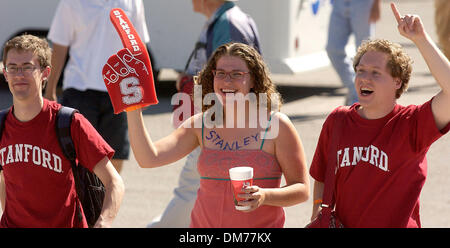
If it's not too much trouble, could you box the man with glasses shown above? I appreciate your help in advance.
[0,34,124,227]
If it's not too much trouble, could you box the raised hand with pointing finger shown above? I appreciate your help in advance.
[390,2,450,131]
[390,3,425,41]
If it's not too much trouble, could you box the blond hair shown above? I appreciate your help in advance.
[353,39,412,99]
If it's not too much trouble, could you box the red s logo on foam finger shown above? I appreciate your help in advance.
[102,8,158,114]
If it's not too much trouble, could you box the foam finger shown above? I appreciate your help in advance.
[110,8,146,54]
[105,9,159,113]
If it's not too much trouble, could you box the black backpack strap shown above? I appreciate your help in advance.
[0,109,9,139]
[0,108,10,171]
[55,106,84,224]
[55,106,78,163]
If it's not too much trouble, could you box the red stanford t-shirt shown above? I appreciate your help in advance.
[310,100,450,227]
[0,99,114,228]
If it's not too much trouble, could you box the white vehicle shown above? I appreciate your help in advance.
[1,0,333,77]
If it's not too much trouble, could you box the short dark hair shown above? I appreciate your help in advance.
[3,34,52,68]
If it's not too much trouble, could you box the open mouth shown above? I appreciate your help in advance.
[360,87,374,96]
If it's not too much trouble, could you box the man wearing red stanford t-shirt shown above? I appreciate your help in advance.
[310,3,450,227]
[0,34,124,228]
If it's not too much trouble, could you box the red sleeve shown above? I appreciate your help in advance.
[70,113,115,172]
[309,109,336,182]
[412,99,450,152]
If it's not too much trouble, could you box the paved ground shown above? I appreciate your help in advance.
[1,0,449,228]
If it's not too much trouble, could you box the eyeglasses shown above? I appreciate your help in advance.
[5,65,40,74]
[212,70,249,80]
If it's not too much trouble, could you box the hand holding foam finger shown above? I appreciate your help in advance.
[103,8,158,114]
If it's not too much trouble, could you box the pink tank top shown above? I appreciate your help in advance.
[190,114,285,228]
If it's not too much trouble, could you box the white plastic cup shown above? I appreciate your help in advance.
[229,166,254,210]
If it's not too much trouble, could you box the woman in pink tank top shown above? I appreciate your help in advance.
[126,42,310,227]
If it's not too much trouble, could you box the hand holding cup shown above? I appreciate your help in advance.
[229,167,254,211]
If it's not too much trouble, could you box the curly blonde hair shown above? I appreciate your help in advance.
[353,39,412,99]
[195,42,282,112]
